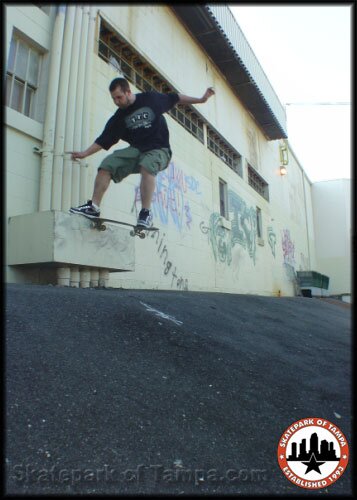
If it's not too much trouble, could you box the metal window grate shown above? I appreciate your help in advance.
[207,128,242,177]
[248,164,269,201]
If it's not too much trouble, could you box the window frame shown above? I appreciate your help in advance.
[208,128,243,177]
[6,35,42,119]
[219,178,229,219]
[247,163,270,201]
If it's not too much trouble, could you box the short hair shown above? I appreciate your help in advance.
[109,78,131,93]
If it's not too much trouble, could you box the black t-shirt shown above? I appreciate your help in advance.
[95,91,180,153]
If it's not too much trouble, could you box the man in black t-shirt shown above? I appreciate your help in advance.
[69,78,215,227]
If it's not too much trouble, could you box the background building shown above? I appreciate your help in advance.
[5,5,349,297]
[312,179,351,300]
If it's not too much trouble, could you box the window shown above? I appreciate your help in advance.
[247,163,269,201]
[6,36,41,119]
[256,207,262,239]
[208,128,242,177]
[219,179,228,219]
[169,106,204,143]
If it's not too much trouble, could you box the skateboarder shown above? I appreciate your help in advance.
[69,77,215,227]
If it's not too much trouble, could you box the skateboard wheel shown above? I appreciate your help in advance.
[100,224,106,231]
[139,232,145,239]
[130,230,135,236]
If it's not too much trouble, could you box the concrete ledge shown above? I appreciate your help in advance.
[7,210,135,272]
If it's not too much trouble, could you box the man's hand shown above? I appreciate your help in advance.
[70,151,87,161]
[178,88,215,106]
[69,143,102,161]
[201,87,215,103]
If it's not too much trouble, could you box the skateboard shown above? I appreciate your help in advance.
[71,212,159,239]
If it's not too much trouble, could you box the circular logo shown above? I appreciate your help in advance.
[277,417,349,489]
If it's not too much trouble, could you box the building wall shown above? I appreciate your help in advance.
[312,179,351,295]
[5,5,319,296]
[5,5,54,284]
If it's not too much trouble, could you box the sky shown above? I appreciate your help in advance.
[228,5,352,183]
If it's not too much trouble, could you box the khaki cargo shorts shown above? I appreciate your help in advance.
[98,146,172,183]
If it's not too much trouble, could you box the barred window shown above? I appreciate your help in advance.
[169,106,204,143]
[256,207,262,238]
[208,128,242,177]
[219,178,228,218]
[6,36,41,118]
[248,164,269,201]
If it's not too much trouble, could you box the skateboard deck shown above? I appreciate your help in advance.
[71,212,159,239]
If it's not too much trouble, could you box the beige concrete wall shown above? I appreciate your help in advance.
[5,5,54,283]
[5,5,319,296]
[312,179,351,295]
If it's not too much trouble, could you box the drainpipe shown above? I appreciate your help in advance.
[64,6,83,288]
[80,268,91,288]
[83,6,101,288]
[99,270,110,288]
[51,6,75,210]
[301,169,312,269]
[90,269,100,287]
[57,267,71,287]
[84,7,98,200]
[71,6,87,208]
[70,267,80,288]
[62,6,82,212]
[38,5,66,211]
[67,7,87,287]
[80,6,95,203]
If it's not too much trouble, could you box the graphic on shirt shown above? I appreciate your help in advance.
[125,107,156,130]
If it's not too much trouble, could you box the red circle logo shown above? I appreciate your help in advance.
[277,417,349,489]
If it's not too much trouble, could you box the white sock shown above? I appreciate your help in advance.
[92,202,100,211]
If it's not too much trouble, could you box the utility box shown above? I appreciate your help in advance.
[7,210,135,272]
[296,270,330,298]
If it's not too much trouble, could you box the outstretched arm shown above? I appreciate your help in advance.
[70,142,102,160]
[177,87,215,105]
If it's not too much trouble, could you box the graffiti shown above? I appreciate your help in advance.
[200,214,232,265]
[281,229,300,294]
[267,226,277,257]
[200,190,258,266]
[284,262,301,296]
[133,161,201,232]
[228,190,257,264]
[284,262,296,281]
[150,230,188,291]
[281,229,295,266]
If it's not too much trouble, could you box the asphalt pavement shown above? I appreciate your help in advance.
[5,283,352,495]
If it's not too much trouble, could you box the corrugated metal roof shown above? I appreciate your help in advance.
[171,5,288,140]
